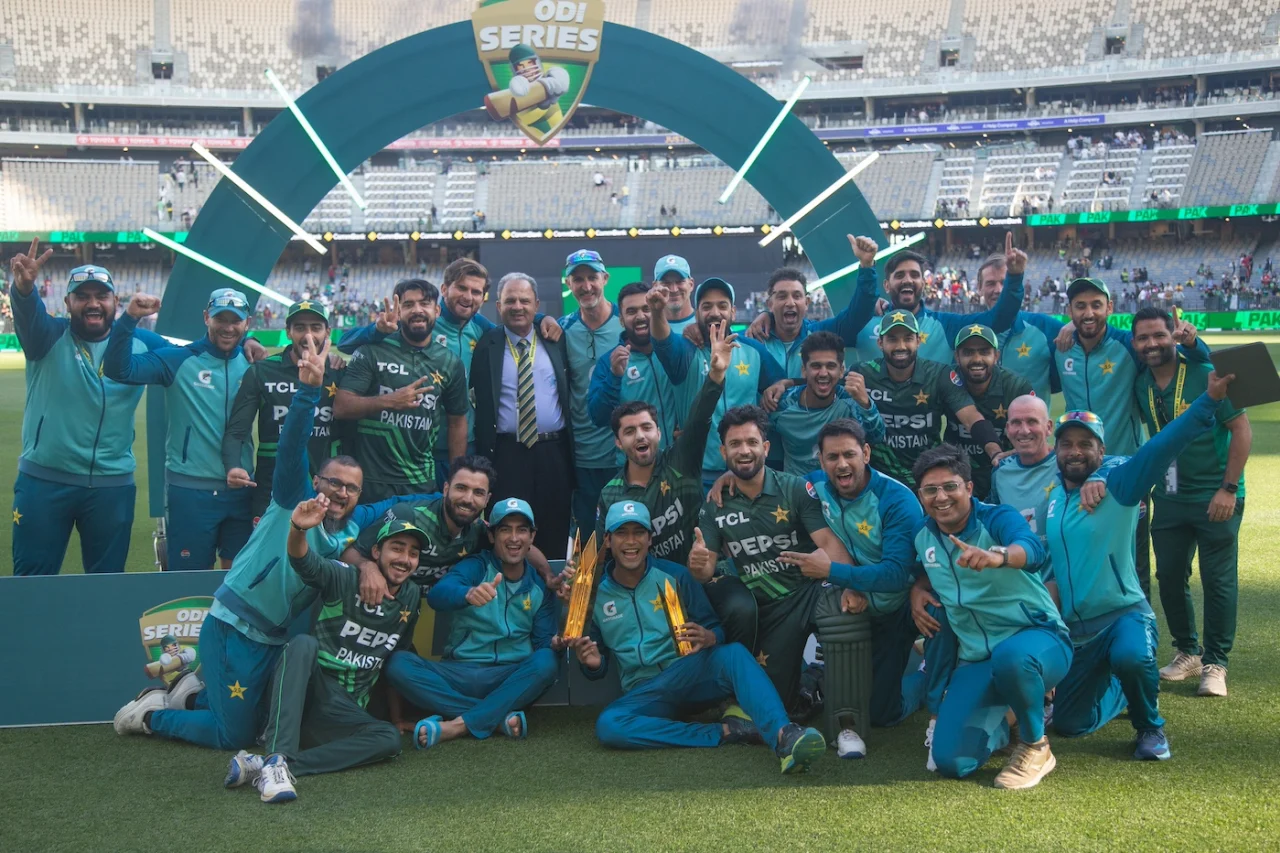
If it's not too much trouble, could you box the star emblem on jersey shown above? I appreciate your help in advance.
[650,594,664,612]
[993,404,1008,420]
[772,505,789,523]
[919,333,929,345]
[1017,342,1032,358]
[659,480,671,496]
[755,651,769,667]
[431,371,444,385]
[891,312,907,323]
[399,609,410,623]
[1043,484,1054,498]
[523,596,532,611]
[914,389,930,405]
[11,509,20,525]
[1100,359,1115,375]
[1176,400,1190,416]
[228,681,247,700]
[457,547,468,557]
[856,520,873,537]
[735,362,750,376]
[324,381,338,397]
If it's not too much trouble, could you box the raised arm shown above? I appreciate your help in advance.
[1105,390,1223,505]
[828,490,923,592]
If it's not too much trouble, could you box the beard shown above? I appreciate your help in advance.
[444,496,481,529]
[69,311,114,342]
[401,316,434,344]
[729,456,764,481]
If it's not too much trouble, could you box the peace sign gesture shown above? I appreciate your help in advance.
[9,238,54,295]
[375,294,401,335]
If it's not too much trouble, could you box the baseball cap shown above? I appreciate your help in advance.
[207,287,250,320]
[374,518,431,550]
[67,265,115,293]
[605,500,652,532]
[563,248,606,277]
[489,497,536,528]
[286,299,330,326]
[653,254,691,282]
[877,309,920,337]
[1066,277,1111,302]
[693,276,735,306]
[954,323,998,350]
[1055,410,1105,443]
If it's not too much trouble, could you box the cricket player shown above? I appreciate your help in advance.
[388,498,559,747]
[566,501,829,774]
[910,445,1071,790]
[103,288,256,570]
[1047,373,1237,761]
[506,44,570,135]
[223,496,424,804]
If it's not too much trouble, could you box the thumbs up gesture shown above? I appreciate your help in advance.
[687,528,715,582]
[466,573,504,607]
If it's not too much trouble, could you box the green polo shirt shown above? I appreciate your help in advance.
[698,468,828,603]
[1135,354,1246,504]
[353,496,487,589]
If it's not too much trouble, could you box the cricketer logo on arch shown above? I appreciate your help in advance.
[472,0,604,145]
[138,596,213,685]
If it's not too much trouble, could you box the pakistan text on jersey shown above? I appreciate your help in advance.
[379,411,438,430]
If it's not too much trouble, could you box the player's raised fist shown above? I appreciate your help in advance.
[849,234,878,268]
[126,293,162,319]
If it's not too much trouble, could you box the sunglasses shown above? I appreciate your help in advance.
[1058,411,1102,424]
[209,293,249,309]
[565,249,603,265]
[70,268,113,284]
[920,481,965,498]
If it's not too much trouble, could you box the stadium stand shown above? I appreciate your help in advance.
[1144,143,1196,206]
[1,158,157,230]
[803,0,946,78]
[486,161,629,228]
[835,150,937,219]
[172,0,304,90]
[1131,0,1274,60]
[978,147,1064,217]
[302,186,355,233]
[1181,129,1273,206]
[1060,146,1141,213]
[0,0,153,89]
[652,0,789,51]
[364,164,439,231]
[963,0,1113,73]
[936,152,976,212]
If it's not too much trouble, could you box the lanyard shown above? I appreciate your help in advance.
[507,333,536,366]
[1146,359,1187,432]
[75,340,105,379]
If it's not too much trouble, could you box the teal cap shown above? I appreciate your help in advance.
[489,497,536,527]
[605,500,652,532]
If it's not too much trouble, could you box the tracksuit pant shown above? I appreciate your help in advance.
[11,472,135,575]
[932,627,1072,780]
[1054,608,1164,736]
[1152,498,1243,668]
[922,603,959,716]
[166,484,253,570]
[261,634,401,776]
[572,465,615,539]
[386,648,559,738]
[149,613,280,750]
[870,604,929,728]
[594,643,791,750]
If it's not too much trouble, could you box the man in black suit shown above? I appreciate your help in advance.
[471,273,575,559]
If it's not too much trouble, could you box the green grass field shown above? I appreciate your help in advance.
[3,337,1280,852]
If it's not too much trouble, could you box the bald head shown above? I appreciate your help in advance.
[1005,394,1053,462]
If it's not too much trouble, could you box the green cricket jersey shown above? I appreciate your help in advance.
[852,357,977,489]
[288,548,421,705]
[353,495,487,589]
[595,374,724,563]
[338,331,469,488]
[942,365,1033,500]
[698,468,829,603]
[221,347,349,489]
[1135,353,1246,504]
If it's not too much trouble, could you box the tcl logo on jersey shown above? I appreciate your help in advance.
[651,499,683,535]
[265,382,299,393]
[882,413,935,429]
[713,511,751,527]
[867,389,894,403]
[377,362,410,375]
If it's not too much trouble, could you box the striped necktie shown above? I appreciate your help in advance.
[516,339,538,447]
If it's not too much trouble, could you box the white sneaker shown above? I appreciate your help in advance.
[113,688,167,735]
[1159,651,1203,682]
[836,728,866,759]
[225,750,265,789]
[925,718,937,772]
[166,671,204,711]
[255,755,297,804]
[1197,664,1228,697]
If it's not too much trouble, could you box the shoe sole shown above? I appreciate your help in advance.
[261,790,297,804]
[1159,670,1201,682]
[113,688,166,735]
[781,730,826,774]
[994,751,1056,790]
[1134,746,1171,761]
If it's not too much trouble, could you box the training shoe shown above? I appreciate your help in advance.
[776,723,826,774]
[165,671,203,711]
[924,718,937,772]
[113,688,167,735]
[1159,651,1203,682]
[255,755,297,804]
[225,750,265,789]
[836,728,866,759]
[994,738,1056,790]
[1134,728,1172,761]
[721,706,763,745]
[1197,664,1228,697]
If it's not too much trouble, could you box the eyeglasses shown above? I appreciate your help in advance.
[1058,411,1102,425]
[317,476,362,495]
[70,268,113,284]
[565,249,603,265]
[920,481,965,498]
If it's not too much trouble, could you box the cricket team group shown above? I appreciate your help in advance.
[8,230,1250,802]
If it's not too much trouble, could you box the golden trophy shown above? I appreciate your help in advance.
[662,579,693,656]
[562,530,599,639]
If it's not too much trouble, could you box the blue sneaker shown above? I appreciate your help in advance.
[1134,728,1171,761]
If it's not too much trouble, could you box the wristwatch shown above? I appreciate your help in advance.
[989,546,1010,567]
[1220,482,1239,494]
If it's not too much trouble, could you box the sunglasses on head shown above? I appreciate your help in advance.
[70,269,112,284]
[1058,411,1101,424]
[566,250,602,265]
[209,294,249,309]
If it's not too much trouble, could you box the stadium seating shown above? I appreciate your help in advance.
[1131,0,1272,60]
[978,147,1064,217]
[963,0,1113,73]
[1059,147,1141,213]
[486,161,629,228]
[1,158,157,230]
[0,0,153,89]
[936,152,976,212]
[1145,143,1196,206]
[803,0,946,78]
[440,165,479,229]
[172,0,304,90]
[302,186,355,233]
[835,150,937,219]
[364,164,439,231]
[652,0,789,51]
[1181,130,1272,206]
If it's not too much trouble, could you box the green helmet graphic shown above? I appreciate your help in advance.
[509,43,540,69]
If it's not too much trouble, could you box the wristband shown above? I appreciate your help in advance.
[969,417,1000,450]
[290,521,306,532]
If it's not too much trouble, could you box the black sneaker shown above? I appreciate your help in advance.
[721,706,764,745]
[776,723,826,774]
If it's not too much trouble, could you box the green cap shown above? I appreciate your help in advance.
[954,323,998,350]
[489,497,536,528]
[286,299,330,326]
[160,634,178,647]
[877,309,920,337]
[374,518,431,550]
[1055,410,1106,443]
[605,500,652,532]
[1066,277,1111,302]
[509,43,538,66]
